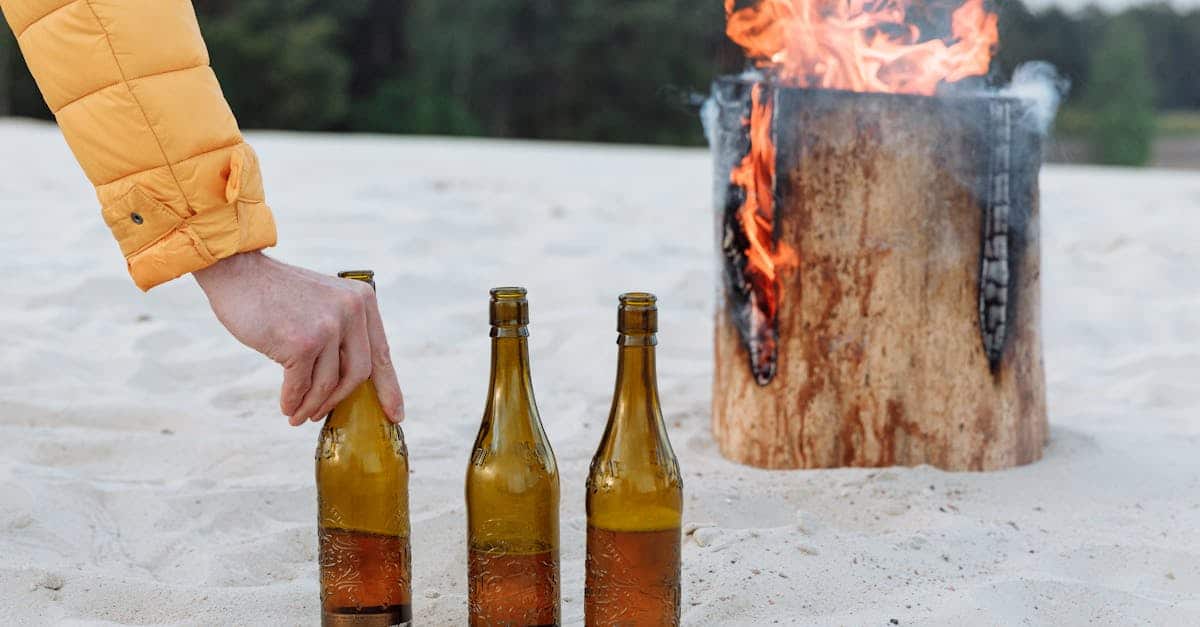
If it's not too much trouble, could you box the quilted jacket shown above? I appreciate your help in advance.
[1,0,277,290]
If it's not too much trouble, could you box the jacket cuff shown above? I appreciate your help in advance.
[99,142,278,290]
[126,199,277,290]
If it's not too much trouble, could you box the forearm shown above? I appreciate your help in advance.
[1,0,277,289]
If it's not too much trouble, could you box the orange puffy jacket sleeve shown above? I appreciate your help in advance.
[1,0,277,290]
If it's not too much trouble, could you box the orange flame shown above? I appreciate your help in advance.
[729,85,796,326]
[722,1,997,383]
[728,84,797,381]
[724,0,998,95]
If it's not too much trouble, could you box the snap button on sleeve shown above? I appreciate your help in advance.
[225,149,245,204]
[130,212,144,225]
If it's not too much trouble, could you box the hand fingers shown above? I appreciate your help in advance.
[362,291,404,422]
[280,350,317,422]
[292,338,342,424]
[309,292,374,421]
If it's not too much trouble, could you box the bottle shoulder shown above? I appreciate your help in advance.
[587,454,681,486]
[590,406,679,467]
[317,421,408,462]
[469,438,559,476]
[471,406,558,465]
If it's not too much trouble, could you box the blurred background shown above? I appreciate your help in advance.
[1,0,1197,168]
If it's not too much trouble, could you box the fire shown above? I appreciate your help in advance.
[722,1,998,384]
[724,0,999,95]
[728,84,796,380]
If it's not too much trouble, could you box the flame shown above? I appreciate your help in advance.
[729,84,796,325]
[724,0,999,95]
[728,84,797,380]
[722,1,997,383]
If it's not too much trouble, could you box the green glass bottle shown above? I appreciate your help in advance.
[466,287,561,626]
[316,270,412,627]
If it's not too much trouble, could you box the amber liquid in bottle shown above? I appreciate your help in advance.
[317,270,412,627]
[466,287,561,627]
[585,293,683,627]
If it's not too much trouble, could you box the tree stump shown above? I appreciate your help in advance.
[710,78,1048,471]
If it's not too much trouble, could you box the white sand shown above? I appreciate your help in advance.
[0,118,1197,625]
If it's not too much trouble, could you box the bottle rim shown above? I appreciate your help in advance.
[490,286,529,330]
[338,270,376,290]
[619,292,657,309]
[490,286,528,301]
[618,291,657,336]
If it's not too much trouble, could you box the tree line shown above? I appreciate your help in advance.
[0,0,1195,152]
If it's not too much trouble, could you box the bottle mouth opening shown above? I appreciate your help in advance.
[338,270,376,290]
[619,292,656,309]
[618,291,657,334]
[490,287,528,301]
[490,286,529,327]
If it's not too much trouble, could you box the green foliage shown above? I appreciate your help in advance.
[1158,111,1200,137]
[351,78,481,136]
[0,15,51,120]
[399,0,723,144]
[995,3,1090,105]
[1053,107,1093,137]
[198,0,360,130]
[1086,18,1156,166]
[1126,4,1200,110]
[1051,108,1200,139]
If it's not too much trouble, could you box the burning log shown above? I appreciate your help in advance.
[710,77,1048,471]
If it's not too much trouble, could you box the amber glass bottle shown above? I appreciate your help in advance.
[466,287,561,626]
[585,292,683,626]
[316,270,412,627]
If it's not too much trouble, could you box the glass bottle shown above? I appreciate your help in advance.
[585,292,683,626]
[317,270,412,627]
[466,287,561,626]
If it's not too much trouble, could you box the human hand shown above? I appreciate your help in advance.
[193,252,404,426]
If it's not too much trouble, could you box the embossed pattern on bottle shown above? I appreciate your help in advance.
[585,527,681,626]
[319,527,412,625]
[316,390,411,626]
[468,545,560,626]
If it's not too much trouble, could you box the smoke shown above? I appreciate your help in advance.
[700,62,1071,144]
[700,98,718,147]
[701,69,764,147]
[999,62,1071,136]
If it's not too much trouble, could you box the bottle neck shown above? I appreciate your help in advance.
[608,336,663,435]
[483,331,538,435]
[614,340,657,402]
[489,333,532,388]
[326,379,384,428]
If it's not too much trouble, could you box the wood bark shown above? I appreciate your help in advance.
[712,83,1048,471]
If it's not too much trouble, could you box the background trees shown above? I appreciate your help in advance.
[1086,16,1156,165]
[0,0,1193,162]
